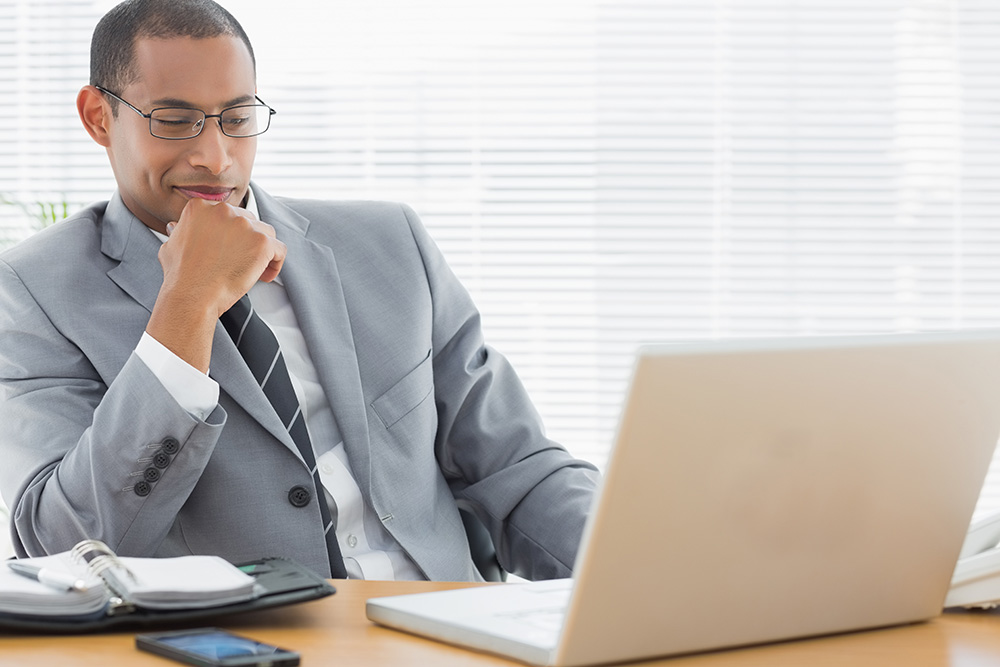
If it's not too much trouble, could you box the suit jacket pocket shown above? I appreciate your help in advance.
[371,350,433,429]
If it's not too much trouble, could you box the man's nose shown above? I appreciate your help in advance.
[187,118,234,175]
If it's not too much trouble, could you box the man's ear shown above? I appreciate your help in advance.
[77,85,112,147]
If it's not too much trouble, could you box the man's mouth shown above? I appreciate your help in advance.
[174,186,235,202]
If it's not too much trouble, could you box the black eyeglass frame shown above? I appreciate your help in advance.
[94,85,277,140]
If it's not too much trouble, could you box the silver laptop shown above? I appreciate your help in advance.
[367,331,1000,666]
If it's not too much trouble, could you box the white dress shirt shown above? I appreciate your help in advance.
[133,191,424,580]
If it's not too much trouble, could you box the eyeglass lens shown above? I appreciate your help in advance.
[149,105,272,139]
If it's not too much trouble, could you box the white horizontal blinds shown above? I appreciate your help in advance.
[961,1,1000,327]
[0,0,113,246]
[601,3,965,333]
[246,1,612,463]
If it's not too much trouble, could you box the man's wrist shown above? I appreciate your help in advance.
[145,286,220,373]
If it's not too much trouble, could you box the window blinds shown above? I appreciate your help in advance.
[2,0,1000,515]
[0,0,110,244]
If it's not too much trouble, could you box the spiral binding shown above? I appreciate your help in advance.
[68,539,138,614]
[69,538,110,563]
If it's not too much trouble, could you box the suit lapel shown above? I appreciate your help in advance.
[102,194,163,315]
[255,187,373,490]
[101,192,298,454]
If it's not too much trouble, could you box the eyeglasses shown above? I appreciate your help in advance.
[95,86,276,140]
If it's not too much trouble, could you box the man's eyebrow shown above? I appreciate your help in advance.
[149,94,256,109]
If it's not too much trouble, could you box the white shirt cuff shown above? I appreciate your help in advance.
[135,332,220,420]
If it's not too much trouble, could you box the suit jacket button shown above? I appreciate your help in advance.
[143,467,161,483]
[134,481,151,497]
[153,451,171,469]
[288,485,311,507]
[161,438,180,455]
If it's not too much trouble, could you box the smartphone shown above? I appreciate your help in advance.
[135,627,300,667]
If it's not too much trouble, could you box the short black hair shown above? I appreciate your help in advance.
[90,0,255,115]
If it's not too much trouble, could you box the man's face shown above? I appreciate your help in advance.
[104,35,258,233]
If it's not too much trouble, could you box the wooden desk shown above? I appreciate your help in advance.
[2,580,1000,666]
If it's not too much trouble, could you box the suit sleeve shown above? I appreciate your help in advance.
[399,206,600,580]
[0,258,226,558]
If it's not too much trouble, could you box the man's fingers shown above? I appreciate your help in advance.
[164,196,286,288]
[260,238,287,283]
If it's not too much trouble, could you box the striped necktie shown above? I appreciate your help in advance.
[220,294,348,578]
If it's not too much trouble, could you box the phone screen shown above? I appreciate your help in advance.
[137,628,300,667]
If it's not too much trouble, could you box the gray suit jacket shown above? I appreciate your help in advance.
[0,185,598,580]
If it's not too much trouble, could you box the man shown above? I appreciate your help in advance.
[0,0,597,581]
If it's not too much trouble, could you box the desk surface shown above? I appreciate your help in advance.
[3,580,1000,666]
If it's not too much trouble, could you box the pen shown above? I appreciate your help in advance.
[6,561,90,592]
